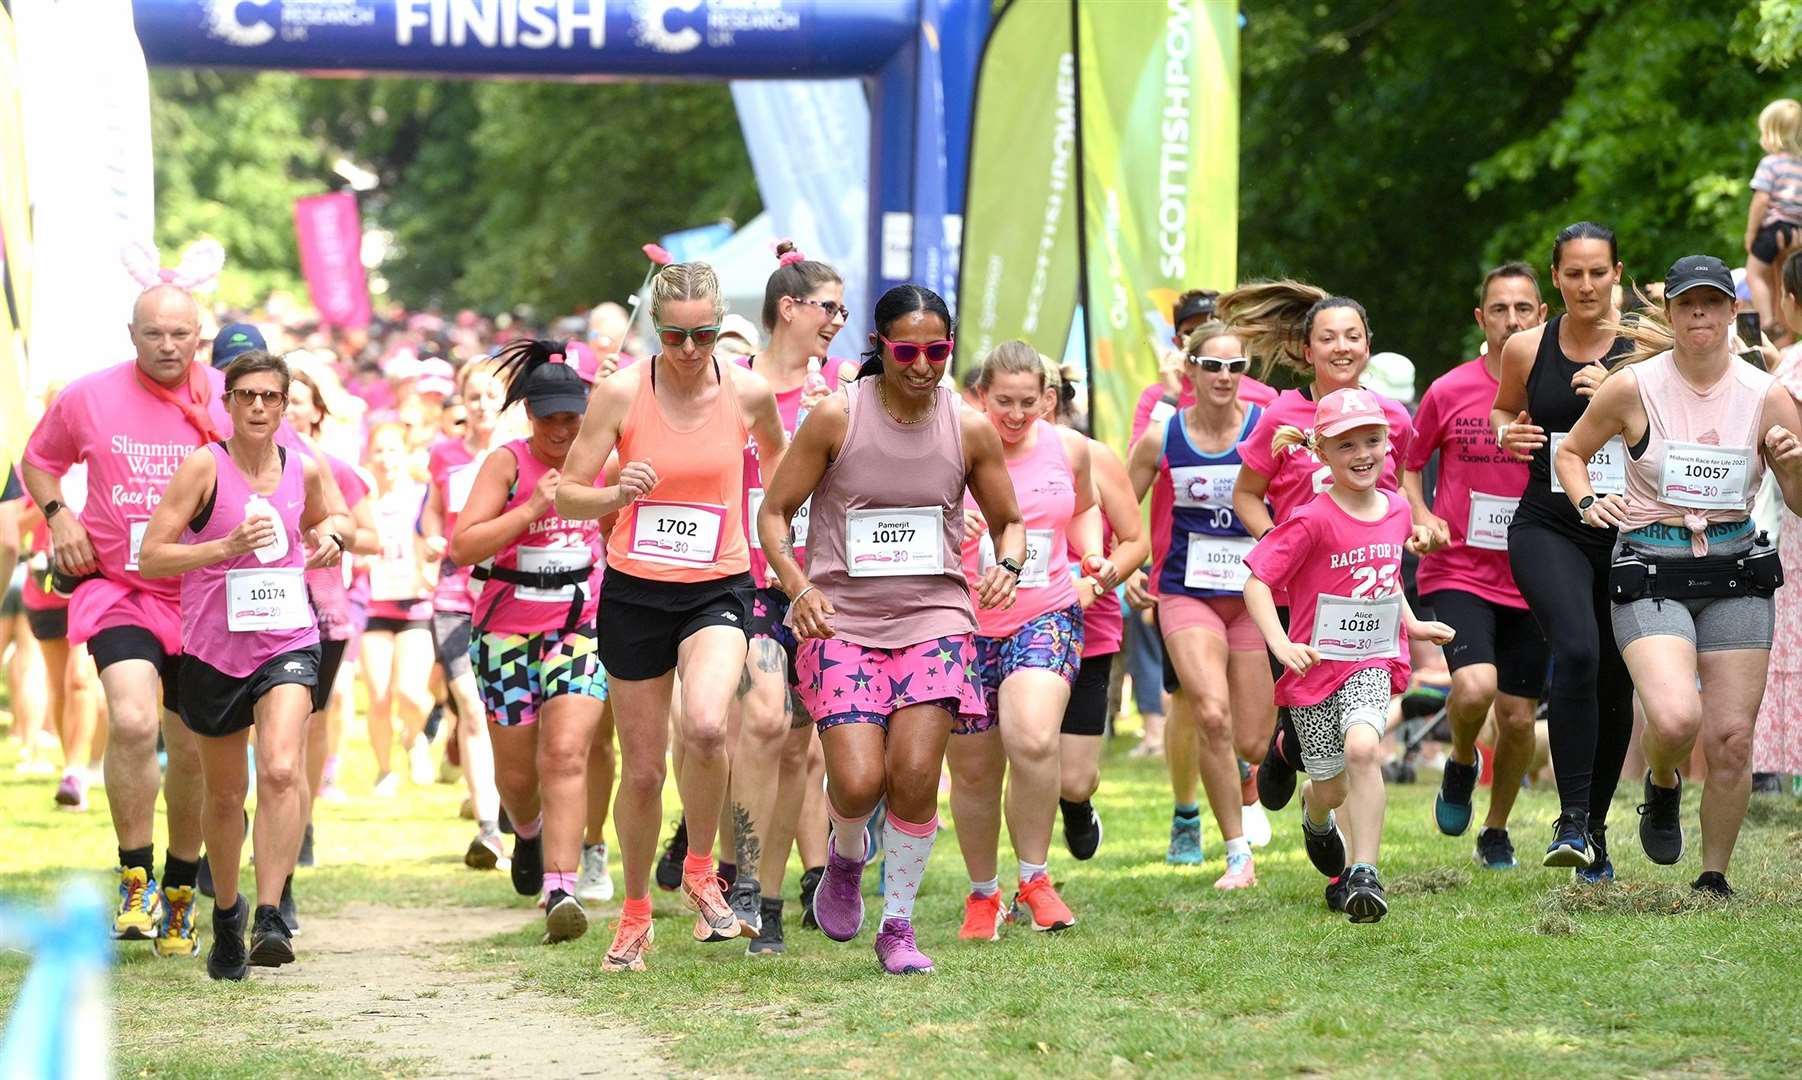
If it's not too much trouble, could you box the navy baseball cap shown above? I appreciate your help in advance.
[524,355,591,418]
[212,323,268,369]
[1664,255,1735,300]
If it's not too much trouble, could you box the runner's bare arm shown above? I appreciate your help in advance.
[963,410,1025,610]
[1244,573,1315,676]
[1758,380,1802,514]
[1233,465,1276,540]
[420,481,449,559]
[1557,369,1637,526]
[1490,325,1547,461]
[1400,467,1449,551]
[737,364,789,488]
[450,449,537,566]
[138,448,261,578]
[346,496,381,555]
[300,455,347,571]
[1060,427,1103,565]
[555,367,638,521]
[1091,440,1149,586]
[20,460,94,576]
[758,392,846,603]
[1126,421,1165,503]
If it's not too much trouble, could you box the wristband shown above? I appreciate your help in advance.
[1496,423,1512,447]
[790,584,817,606]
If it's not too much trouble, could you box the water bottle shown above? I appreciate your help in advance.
[796,356,828,430]
[245,494,288,564]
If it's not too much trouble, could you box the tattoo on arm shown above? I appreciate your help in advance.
[732,802,760,879]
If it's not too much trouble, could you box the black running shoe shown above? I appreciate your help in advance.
[798,865,824,930]
[1300,799,1348,879]
[728,877,763,937]
[1543,808,1594,868]
[1574,824,1613,884]
[655,819,688,892]
[1342,864,1388,924]
[297,823,315,868]
[196,853,215,899]
[498,806,514,835]
[1637,771,1684,865]
[1324,875,1348,913]
[542,889,589,944]
[1474,827,1516,871]
[720,861,739,889]
[207,896,249,981]
[423,701,445,742]
[1257,711,1300,810]
[1060,798,1103,861]
[278,874,300,935]
[1434,751,1480,837]
[247,903,295,968]
[1751,771,1782,795]
[747,897,786,956]
[1692,870,1733,899]
[510,834,544,897]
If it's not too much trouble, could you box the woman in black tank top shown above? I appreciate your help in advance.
[1489,222,1636,879]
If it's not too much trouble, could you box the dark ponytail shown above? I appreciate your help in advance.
[492,338,564,411]
[857,284,955,379]
[762,241,843,333]
[1552,221,1618,267]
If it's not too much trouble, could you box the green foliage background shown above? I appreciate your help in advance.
[151,0,1802,377]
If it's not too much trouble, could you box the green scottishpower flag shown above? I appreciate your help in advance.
[952,0,1079,379]
[1075,0,1239,450]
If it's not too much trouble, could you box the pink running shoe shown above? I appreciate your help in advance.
[1214,851,1258,890]
[54,771,88,811]
[874,918,933,975]
[813,850,867,942]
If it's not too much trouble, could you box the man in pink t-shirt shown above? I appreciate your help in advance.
[1399,262,1550,869]
[22,284,232,953]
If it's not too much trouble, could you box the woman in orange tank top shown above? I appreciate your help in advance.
[556,261,786,971]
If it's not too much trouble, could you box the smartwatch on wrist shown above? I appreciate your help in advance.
[1577,494,1598,520]
[998,556,1024,577]
[42,500,62,520]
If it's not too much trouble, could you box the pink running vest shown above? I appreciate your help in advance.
[181,443,319,677]
[470,439,603,635]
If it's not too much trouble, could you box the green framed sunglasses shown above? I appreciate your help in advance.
[655,324,722,348]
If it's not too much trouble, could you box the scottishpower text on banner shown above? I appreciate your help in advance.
[1076,0,1238,450]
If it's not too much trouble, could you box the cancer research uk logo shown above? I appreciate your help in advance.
[631,0,702,54]
[204,0,277,46]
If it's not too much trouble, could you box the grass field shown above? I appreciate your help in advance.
[2,726,1800,1078]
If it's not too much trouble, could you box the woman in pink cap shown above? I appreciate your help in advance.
[1243,388,1451,923]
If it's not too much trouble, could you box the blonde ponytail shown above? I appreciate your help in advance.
[1600,287,1674,381]
[1270,424,1313,456]
[1218,280,1326,379]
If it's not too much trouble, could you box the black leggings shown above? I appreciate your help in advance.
[1508,522,1635,823]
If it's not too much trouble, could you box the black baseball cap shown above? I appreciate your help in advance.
[1172,292,1217,329]
[212,323,267,369]
[524,356,590,418]
[1664,255,1734,300]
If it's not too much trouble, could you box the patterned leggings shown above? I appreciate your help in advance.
[1290,667,1391,782]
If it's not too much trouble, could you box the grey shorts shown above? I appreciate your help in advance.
[431,610,474,679]
[1290,666,1392,783]
[1611,531,1775,653]
[1611,593,1773,653]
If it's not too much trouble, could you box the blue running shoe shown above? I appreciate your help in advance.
[1434,749,1481,837]
[1474,827,1517,870]
[1574,825,1614,884]
[1543,809,1594,868]
[1166,811,1203,865]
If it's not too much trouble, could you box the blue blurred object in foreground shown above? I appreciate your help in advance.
[0,885,113,1079]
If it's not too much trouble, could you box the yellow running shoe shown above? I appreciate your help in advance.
[113,866,163,941]
[602,910,655,973]
[155,885,201,958]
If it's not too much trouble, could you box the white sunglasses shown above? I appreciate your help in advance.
[1187,355,1249,374]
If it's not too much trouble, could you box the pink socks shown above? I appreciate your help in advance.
[543,871,576,900]
[881,811,938,922]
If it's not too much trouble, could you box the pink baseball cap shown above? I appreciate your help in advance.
[1314,388,1390,438]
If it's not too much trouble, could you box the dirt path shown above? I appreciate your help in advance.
[263,903,673,1078]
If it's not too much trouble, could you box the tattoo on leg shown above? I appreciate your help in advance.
[786,690,809,730]
[754,638,785,675]
[733,802,761,879]
[738,666,753,696]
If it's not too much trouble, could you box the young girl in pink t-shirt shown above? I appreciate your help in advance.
[1244,389,1453,923]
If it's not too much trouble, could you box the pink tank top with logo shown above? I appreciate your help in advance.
[470,440,603,635]
[799,378,973,648]
[961,420,1077,638]
[429,437,487,615]
[1619,351,1773,552]
[181,443,319,677]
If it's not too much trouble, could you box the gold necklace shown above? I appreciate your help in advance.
[878,380,935,425]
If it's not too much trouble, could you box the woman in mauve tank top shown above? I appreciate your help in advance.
[139,350,350,979]
[1556,253,1802,898]
[756,285,1026,976]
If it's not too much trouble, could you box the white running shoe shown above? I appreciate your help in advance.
[1242,800,1273,849]
[372,771,400,798]
[577,843,614,903]
[408,738,434,786]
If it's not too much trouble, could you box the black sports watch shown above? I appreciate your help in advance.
[42,500,63,519]
[998,555,1024,577]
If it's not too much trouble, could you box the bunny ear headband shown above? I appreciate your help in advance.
[121,238,227,293]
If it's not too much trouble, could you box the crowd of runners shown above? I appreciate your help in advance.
[6,217,1802,980]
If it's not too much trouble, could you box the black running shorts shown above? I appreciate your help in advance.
[598,566,753,681]
[180,647,321,738]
